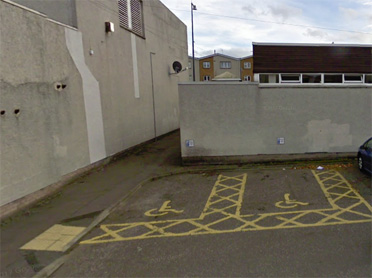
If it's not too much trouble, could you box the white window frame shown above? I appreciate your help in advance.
[364,74,372,84]
[279,74,302,83]
[220,61,231,69]
[203,75,211,81]
[302,74,322,84]
[243,62,251,69]
[258,73,372,85]
[324,74,343,84]
[244,75,251,81]
[203,62,211,69]
[343,74,364,83]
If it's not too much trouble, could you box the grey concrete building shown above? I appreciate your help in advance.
[0,0,188,217]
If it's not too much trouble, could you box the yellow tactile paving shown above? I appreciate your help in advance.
[80,171,372,245]
[21,224,85,251]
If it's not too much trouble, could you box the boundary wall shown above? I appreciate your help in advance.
[179,83,371,163]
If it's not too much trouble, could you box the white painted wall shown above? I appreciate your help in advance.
[0,0,188,210]
[179,83,371,159]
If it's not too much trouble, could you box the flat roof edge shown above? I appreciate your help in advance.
[252,42,372,47]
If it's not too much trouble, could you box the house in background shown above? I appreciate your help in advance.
[212,71,241,81]
[1,0,188,218]
[199,53,241,82]
[179,42,371,163]
[240,55,254,82]
[188,53,254,82]
[253,42,372,84]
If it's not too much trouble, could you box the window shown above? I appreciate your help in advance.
[302,74,321,83]
[244,76,251,81]
[365,74,372,84]
[203,75,210,81]
[366,139,372,150]
[259,74,279,83]
[243,62,251,69]
[220,61,231,69]
[343,74,363,83]
[203,62,210,69]
[280,74,301,83]
[188,62,192,69]
[258,72,372,84]
[324,74,343,83]
[259,75,269,83]
[118,0,144,37]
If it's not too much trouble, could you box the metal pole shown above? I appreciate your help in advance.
[150,52,157,141]
[191,3,196,82]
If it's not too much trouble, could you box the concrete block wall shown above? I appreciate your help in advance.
[179,83,372,161]
[0,0,188,212]
[0,1,90,207]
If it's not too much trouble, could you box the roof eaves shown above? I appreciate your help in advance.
[240,55,253,60]
[198,53,240,60]
[252,42,372,47]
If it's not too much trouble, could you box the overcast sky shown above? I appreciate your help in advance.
[159,0,372,58]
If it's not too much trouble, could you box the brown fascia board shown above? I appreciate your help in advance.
[252,42,372,47]
[252,43,372,73]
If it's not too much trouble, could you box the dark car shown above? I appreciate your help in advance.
[357,137,372,174]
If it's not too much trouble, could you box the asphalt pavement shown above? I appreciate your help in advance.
[1,131,371,277]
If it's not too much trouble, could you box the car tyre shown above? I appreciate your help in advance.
[358,155,364,171]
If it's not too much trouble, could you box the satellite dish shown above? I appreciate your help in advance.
[172,61,182,73]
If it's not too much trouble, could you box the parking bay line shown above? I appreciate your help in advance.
[80,170,372,244]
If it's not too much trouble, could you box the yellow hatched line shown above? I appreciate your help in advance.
[318,201,366,224]
[240,208,336,217]
[200,174,247,219]
[235,173,247,216]
[219,175,246,182]
[312,170,372,211]
[208,193,240,206]
[275,211,314,228]
[324,182,350,191]
[202,204,240,217]
[80,171,372,245]
[312,170,340,209]
[330,192,360,200]
[331,190,360,203]
[238,214,267,229]
[216,184,241,193]
[314,210,348,223]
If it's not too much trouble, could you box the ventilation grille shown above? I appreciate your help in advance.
[118,0,144,37]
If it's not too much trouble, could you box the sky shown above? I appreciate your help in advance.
[159,0,372,58]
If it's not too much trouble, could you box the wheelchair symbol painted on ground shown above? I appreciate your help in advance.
[144,200,184,217]
[81,171,372,245]
[275,193,309,209]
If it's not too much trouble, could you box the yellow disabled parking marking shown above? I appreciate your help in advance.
[80,171,372,245]
[275,193,309,209]
[144,200,184,217]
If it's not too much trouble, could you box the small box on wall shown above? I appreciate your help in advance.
[105,22,115,33]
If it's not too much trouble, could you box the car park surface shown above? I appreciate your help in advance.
[2,132,371,278]
[51,166,371,277]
